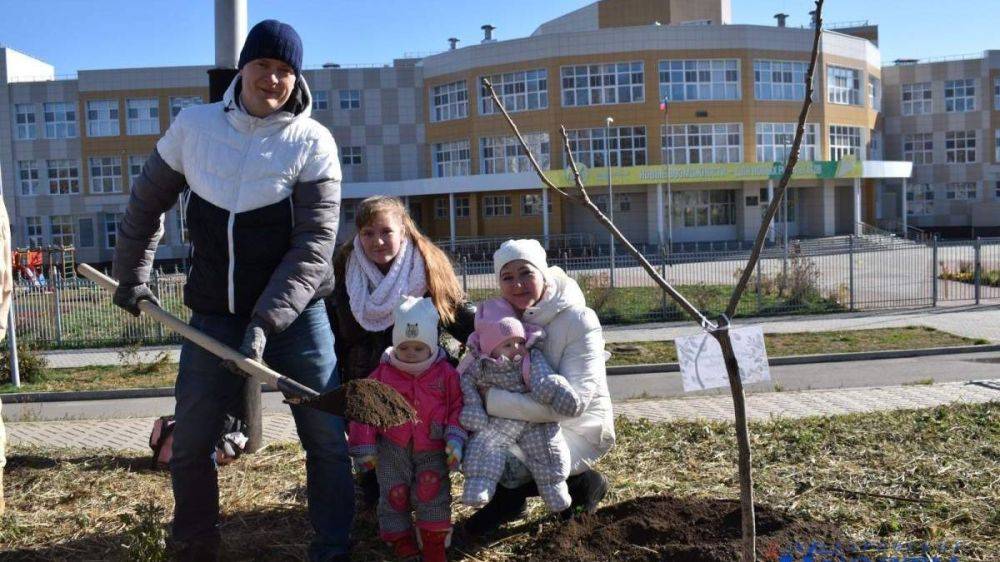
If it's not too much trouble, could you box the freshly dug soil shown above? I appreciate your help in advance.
[522,495,845,562]
[343,378,417,428]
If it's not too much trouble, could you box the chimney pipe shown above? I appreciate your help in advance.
[774,13,788,28]
[448,37,459,50]
[209,0,247,104]
[481,24,495,43]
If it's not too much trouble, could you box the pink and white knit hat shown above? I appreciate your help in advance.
[473,298,526,357]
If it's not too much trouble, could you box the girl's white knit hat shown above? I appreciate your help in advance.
[392,296,439,350]
[493,239,549,279]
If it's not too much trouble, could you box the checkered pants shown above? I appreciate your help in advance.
[375,437,452,538]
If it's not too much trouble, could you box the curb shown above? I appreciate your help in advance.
[4,344,998,404]
[606,343,1000,375]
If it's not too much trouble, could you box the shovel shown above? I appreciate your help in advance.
[78,264,416,428]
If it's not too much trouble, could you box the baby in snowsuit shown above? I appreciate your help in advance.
[349,296,466,562]
[459,298,584,512]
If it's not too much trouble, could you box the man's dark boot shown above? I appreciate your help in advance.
[561,469,609,520]
[172,535,221,562]
[461,484,530,537]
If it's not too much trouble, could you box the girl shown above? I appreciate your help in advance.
[348,296,465,562]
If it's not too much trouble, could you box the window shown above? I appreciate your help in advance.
[617,193,631,212]
[170,96,202,121]
[129,155,146,185]
[341,146,363,166]
[341,200,356,224]
[482,195,512,218]
[25,217,44,246]
[660,59,739,102]
[663,123,742,164]
[105,213,124,248]
[753,60,807,101]
[480,69,548,114]
[50,215,75,247]
[906,183,934,216]
[47,159,80,194]
[945,130,976,163]
[828,125,862,160]
[946,182,977,200]
[89,156,122,193]
[945,79,975,112]
[432,140,471,177]
[430,81,467,122]
[312,90,328,111]
[565,126,647,167]
[43,102,78,138]
[77,218,95,248]
[339,89,361,110]
[996,129,1000,162]
[126,98,159,135]
[86,100,119,137]
[903,133,933,165]
[520,193,551,216]
[755,123,817,162]
[826,66,861,105]
[14,103,36,140]
[176,208,189,245]
[480,133,550,174]
[868,76,881,111]
[433,196,472,219]
[901,83,932,115]
[672,190,737,227]
[17,160,40,196]
[995,77,1000,110]
[562,61,644,106]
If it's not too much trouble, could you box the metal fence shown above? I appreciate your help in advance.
[11,236,1000,349]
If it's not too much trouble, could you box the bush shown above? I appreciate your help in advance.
[118,501,169,562]
[0,341,49,385]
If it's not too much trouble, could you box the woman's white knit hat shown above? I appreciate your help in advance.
[392,296,439,350]
[493,239,549,278]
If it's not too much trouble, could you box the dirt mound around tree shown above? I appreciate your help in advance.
[524,494,845,562]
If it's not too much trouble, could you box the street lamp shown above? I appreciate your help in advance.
[605,116,615,288]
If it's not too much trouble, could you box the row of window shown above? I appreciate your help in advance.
[13,96,200,140]
[430,123,860,177]
[905,181,1000,216]
[311,89,362,111]
[16,156,148,196]
[899,77,1000,115]
[901,130,988,164]
[431,59,881,122]
[22,211,187,250]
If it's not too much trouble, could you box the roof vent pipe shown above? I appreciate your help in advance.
[774,13,788,27]
[448,37,459,50]
[481,24,496,43]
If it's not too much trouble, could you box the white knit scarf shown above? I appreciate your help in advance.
[346,235,428,332]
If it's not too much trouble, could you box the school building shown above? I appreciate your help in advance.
[1,0,995,267]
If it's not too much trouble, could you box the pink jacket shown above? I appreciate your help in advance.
[349,353,466,455]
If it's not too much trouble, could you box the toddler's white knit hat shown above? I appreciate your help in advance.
[392,296,439,350]
[493,239,549,279]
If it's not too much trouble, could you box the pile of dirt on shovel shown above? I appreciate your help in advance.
[521,494,846,562]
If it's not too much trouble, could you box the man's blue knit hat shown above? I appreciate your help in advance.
[238,19,303,75]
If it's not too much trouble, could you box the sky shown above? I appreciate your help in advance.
[0,0,995,76]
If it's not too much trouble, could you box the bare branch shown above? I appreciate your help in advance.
[726,0,825,317]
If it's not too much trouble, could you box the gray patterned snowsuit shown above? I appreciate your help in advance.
[459,346,584,511]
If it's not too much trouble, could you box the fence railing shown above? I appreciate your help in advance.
[10,236,1000,349]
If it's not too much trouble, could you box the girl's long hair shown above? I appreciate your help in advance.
[349,195,464,324]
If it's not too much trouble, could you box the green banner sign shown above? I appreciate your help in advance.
[542,158,862,188]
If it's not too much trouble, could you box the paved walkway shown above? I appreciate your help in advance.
[35,306,1000,369]
[7,378,998,452]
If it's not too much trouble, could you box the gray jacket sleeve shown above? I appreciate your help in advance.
[252,131,342,334]
[112,148,186,285]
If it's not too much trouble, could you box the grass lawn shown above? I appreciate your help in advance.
[606,326,987,366]
[2,402,996,560]
[0,362,176,394]
[940,268,1000,288]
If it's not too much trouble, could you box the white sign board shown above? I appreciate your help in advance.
[675,326,771,392]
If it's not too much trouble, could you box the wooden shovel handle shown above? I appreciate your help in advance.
[77,263,318,398]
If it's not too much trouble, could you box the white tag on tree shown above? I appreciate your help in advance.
[675,326,771,392]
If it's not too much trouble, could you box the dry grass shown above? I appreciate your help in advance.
[2,401,998,561]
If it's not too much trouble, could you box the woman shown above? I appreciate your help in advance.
[326,195,475,505]
[462,239,616,536]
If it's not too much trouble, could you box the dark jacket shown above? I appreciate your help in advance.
[113,75,341,334]
[326,245,475,383]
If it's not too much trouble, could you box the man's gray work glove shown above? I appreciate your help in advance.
[223,318,269,375]
[112,283,161,317]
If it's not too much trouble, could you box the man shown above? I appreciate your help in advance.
[112,20,351,561]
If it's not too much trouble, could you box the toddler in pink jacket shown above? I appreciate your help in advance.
[348,296,465,562]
